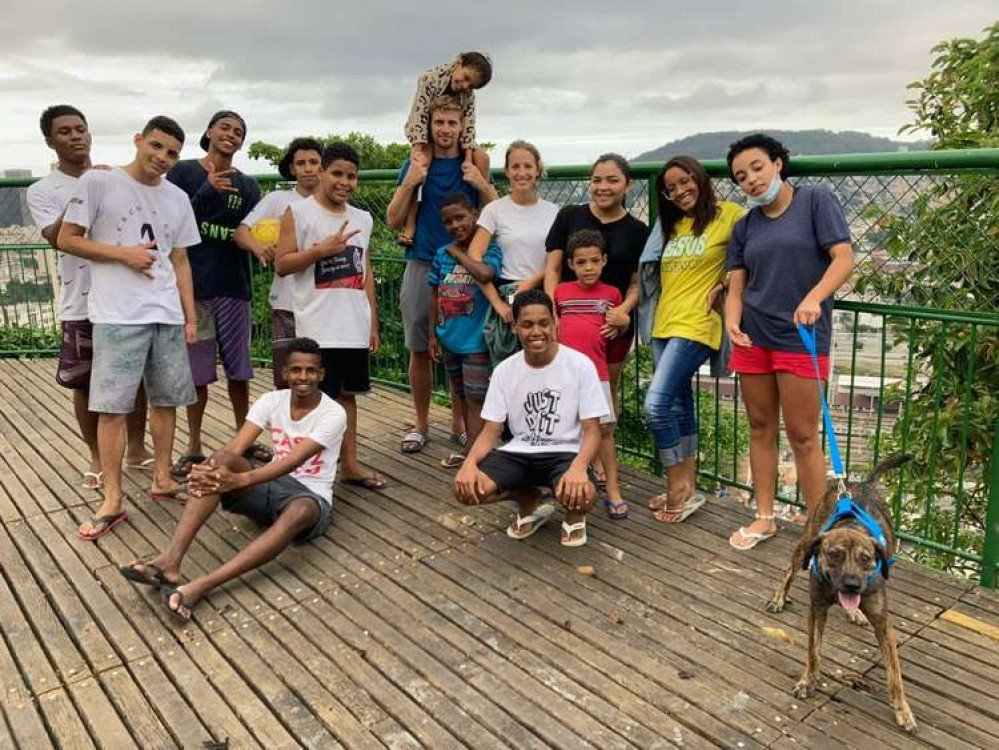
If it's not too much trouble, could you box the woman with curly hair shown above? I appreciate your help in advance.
[723,134,854,550]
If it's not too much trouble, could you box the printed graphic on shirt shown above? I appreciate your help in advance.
[523,388,562,446]
[437,265,475,321]
[662,233,708,273]
[315,245,364,289]
[557,297,614,317]
[272,426,325,478]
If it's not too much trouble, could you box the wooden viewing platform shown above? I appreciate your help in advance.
[0,358,997,749]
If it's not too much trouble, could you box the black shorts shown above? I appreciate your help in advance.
[478,450,588,493]
[221,474,331,543]
[319,347,370,398]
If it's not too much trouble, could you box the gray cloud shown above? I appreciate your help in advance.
[3,0,997,174]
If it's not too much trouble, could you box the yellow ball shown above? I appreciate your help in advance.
[251,218,280,245]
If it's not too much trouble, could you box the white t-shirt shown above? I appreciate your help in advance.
[63,168,201,325]
[26,169,91,321]
[482,345,608,454]
[246,390,347,504]
[241,188,308,312]
[476,195,559,281]
[289,198,373,348]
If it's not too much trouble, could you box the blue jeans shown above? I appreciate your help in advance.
[644,337,713,468]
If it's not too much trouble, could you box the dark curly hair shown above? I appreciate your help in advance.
[321,141,360,169]
[726,133,790,181]
[39,105,87,138]
[512,288,554,321]
[287,337,321,358]
[655,155,718,240]
[566,228,606,260]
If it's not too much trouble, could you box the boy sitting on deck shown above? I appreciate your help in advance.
[119,337,346,622]
[428,191,503,468]
[453,289,606,547]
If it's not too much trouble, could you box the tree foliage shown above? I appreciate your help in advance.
[857,23,999,577]
[248,132,411,170]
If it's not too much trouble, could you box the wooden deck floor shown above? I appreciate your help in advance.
[0,358,997,749]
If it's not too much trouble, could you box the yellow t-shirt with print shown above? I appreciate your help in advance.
[651,201,746,348]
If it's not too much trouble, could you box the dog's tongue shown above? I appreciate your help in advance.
[838,591,861,612]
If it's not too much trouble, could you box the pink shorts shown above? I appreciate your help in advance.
[730,344,829,380]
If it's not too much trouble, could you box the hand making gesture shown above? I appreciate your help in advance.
[313,220,361,257]
[205,160,238,194]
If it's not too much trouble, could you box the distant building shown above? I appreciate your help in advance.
[3,169,32,179]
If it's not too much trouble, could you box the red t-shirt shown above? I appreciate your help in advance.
[554,280,622,382]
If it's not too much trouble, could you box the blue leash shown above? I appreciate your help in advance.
[796,323,845,484]
[797,323,894,582]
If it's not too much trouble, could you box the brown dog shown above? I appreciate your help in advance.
[767,454,917,733]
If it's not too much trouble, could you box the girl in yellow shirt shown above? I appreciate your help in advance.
[641,156,745,522]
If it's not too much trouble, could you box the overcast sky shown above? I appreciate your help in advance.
[3,1,996,176]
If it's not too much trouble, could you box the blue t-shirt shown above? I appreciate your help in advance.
[397,156,481,263]
[167,159,260,300]
[427,241,502,354]
[725,184,850,355]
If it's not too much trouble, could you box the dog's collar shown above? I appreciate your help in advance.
[809,496,895,584]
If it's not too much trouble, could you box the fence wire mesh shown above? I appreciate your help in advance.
[1,155,998,581]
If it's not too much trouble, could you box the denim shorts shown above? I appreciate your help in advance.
[89,323,197,413]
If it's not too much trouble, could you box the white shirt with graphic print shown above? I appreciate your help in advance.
[482,344,609,455]
[289,197,373,348]
[241,188,308,312]
[246,389,347,505]
[62,168,200,325]
[26,169,91,321]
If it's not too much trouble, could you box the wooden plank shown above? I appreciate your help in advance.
[199,626,344,748]
[68,674,138,749]
[0,615,53,749]
[36,687,93,750]
[98,665,178,750]
[0,524,94,684]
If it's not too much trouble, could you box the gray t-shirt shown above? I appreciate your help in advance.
[725,185,850,354]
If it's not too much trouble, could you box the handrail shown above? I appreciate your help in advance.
[2,147,997,189]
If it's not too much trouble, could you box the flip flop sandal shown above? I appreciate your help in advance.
[450,431,468,448]
[654,493,707,524]
[603,497,629,520]
[151,487,190,505]
[400,431,427,454]
[560,519,588,547]
[82,471,104,490]
[341,474,387,491]
[78,511,128,541]
[729,515,777,551]
[119,559,170,588]
[160,585,193,622]
[506,503,555,540]
[125,458,155,472]
[440,452,466,469]
[170,453,206,479]
[648,493,669,511]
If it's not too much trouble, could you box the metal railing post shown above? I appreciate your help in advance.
[980,418,999,589]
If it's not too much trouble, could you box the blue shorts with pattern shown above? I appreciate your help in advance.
[89,323,197,413]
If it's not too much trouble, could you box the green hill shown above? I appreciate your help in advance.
[632,129,929,163]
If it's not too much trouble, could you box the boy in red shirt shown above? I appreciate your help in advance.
[554,229,627,518]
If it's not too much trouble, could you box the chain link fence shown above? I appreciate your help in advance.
[2,151,998,582]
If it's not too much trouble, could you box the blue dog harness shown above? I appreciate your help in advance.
[809,497,895,583]
[798,325,895,585]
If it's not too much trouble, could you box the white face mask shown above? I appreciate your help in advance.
[744,174,783,207]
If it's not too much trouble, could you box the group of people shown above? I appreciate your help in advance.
[24,50,853,621]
